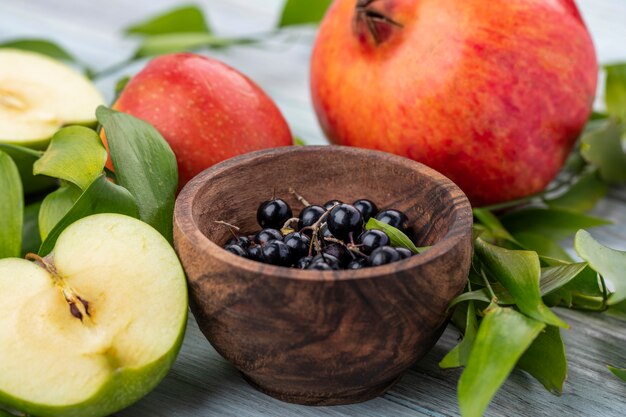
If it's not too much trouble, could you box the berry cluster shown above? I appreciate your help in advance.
[222,195,415,270]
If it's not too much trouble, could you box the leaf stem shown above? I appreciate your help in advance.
[480,269,498,304]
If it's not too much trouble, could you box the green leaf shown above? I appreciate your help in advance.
[458,305,545,417]
[38,183,82,240]
[475,239,568,328]
[0,38,75,62]
[500,208,610,240]
[540,263,589,296]
[96,107,177,242]
[580,120,626,183]
[125,5,210,36]
[114,76,131,99]
[472,208,516,243]
[605,63,626,121]
[33,126,107,190]
[440,301,478,369]
[279,0,332,27]
[22,201,42,256]
[449,289,493,310]
[293,136,306,146]
[513,231,572,262]
[546,170,608,213]
[575,230,626,305]
[39,175,139,256]
[517,326,567,394]
[0,151,23,258]
[0,143,56,195]
[134,33,256,58]
[608,365,626,382]
[365,218,424,254]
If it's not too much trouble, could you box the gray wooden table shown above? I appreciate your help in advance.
[1,1,625,416]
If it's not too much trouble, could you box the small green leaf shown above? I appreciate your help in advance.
[0,151,23,258]
[472,208,517,244]
[22,201,42,256]
[293,136,306,146]
[39,175,139,256]
[517,326,567,394]
[458,305,545,417]
[580,120,626,183]
[500,208,610,241]
[440,301,478,369]
[38,183,82,240]
[114,76,131,99]
[449,289,493,310]
[0,38,75,62]
[605,63,626,121]
[513,231,572,262]
[540,263,589,296]
[96,107,177,242]
[134,33,256,58]
[475,239,568,328]
[279,0,332,27]
[575,230,626,305]
[126,5,210,36]
[365,218,424,254]
[33,126,107,190]
[546,170,608,213]
[608,365,626,382]
[0,143,56,195]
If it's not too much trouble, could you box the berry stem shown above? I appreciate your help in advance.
[301,203,339,256]
[289,188,311,207]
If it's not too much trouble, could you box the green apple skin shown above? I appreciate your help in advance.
[0,214,188,417]
[0,327,186,417]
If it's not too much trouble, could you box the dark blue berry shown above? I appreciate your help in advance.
[246,245,264,262]
[347,258,368,269]
[358,230,389,255]
[327,204,363,241]
[308,262,333,270]
[396,247,413,259]
[261,241,293,266]
[353,199,378,222]
[323,200,342,210]
[296,256,313,269]
[284,232,311,258]
[369,246,401,266]
[225,244,247,257]
[254,228,283,245]
[375,209,408,232]
[257,198,292,229]
[298,205,325,233]
[323,243,352,267]
[226,235,251,248]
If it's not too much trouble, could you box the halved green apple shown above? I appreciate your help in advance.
[0,214,187,417]
[0,48,104,147]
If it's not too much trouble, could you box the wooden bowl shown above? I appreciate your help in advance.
[173,146,472,406]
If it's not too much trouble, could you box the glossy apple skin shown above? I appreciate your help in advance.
[310,0,598,206]
[109,53,292,189]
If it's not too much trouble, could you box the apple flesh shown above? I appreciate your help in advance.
[106,53,293,190]
[0,49,104,148]
[310,0,598,206]
[0,214,187,417]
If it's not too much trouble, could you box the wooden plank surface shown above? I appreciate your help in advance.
[1,1,626,416]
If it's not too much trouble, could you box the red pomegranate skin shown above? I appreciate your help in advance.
[310,0,598,206]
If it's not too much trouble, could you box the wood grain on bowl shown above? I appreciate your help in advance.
[173,146,472,405]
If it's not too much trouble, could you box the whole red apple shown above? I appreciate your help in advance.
[310,0,598,206]
[106,53,292,189]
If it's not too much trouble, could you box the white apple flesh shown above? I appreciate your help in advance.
[0,214,187,417]
[0,49,105,148]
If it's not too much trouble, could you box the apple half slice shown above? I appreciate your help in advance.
[0,49,105,149]
[0,214,187,417]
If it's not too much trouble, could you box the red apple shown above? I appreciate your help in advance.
[106,53,292,189]
[310,0,598,206]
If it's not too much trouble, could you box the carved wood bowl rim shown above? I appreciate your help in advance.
[174,145,472,282]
